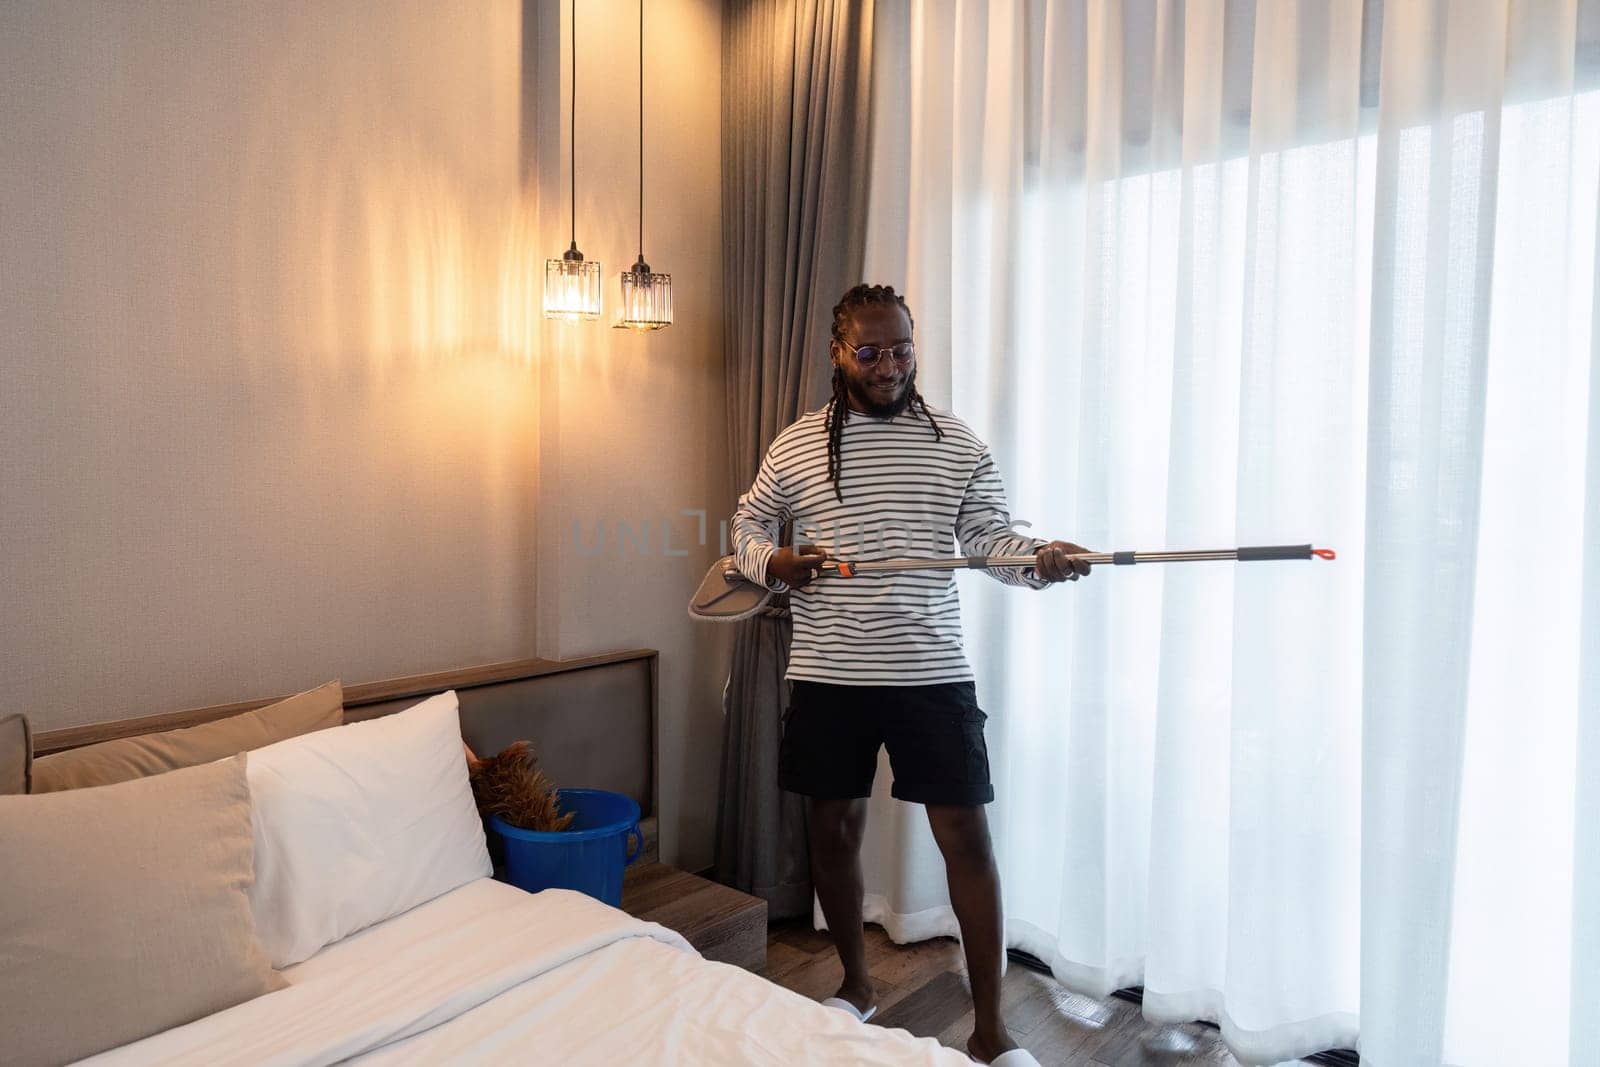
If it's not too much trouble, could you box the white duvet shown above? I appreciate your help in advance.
[81,878,968,1066]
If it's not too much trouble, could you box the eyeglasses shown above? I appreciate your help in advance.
[841,339,915,368]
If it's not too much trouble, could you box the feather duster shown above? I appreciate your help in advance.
[468,740,576,832]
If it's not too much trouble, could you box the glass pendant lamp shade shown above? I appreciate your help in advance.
[546,243,602,321]
[617,256,672,331]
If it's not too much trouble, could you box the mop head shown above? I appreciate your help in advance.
[687,554,775,621]
[469,741,576,832]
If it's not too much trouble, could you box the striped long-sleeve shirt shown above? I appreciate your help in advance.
[731,404,1048,685]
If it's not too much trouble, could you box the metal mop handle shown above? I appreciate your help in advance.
[721,543,1335,582]
[836,543,1336,576]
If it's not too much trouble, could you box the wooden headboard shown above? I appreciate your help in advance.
[32,650,660,827]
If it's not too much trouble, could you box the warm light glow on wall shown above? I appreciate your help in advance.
[348,163,539,369]
[351,165,476,365]
[497,201,542,363]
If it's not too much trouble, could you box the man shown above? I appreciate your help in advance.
[731,283,1091,1064]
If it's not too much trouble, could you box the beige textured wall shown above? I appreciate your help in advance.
[1,0,729,868]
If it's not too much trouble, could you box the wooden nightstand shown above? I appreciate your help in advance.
[621,863,767,971]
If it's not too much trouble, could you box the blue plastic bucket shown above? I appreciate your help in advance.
[488,789,643,907]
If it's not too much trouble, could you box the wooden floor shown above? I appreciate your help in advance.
[763,919,1303,1066]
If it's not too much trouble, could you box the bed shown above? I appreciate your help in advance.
[81,879,962,1065]
[17,652,969,1066]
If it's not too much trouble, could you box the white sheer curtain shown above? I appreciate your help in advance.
[853,2,1600,1063]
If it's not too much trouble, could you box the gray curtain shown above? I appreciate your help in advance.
[714,0,874,918]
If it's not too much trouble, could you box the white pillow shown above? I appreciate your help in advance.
[245,690,491,967]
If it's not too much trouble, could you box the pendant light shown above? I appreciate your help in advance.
[615,0,672,331]
[545,0,601,322]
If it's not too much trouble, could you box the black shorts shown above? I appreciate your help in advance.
[778,680,994,806]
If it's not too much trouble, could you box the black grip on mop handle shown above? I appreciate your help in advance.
[1237,544,1314,562]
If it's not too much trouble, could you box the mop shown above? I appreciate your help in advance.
[688,543,1336,621]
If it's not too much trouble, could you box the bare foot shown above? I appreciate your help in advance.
[966,1025,1020,1063]
[831,977,877,1016]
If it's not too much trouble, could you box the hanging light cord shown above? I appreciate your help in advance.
[570,0,577,250]
[637,0,644,263]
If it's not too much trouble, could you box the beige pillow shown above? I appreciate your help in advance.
[0,713,29,795]
[0,754,286,1066]
[31,679,342,793]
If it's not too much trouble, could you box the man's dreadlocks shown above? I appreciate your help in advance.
[825,284,944,501]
